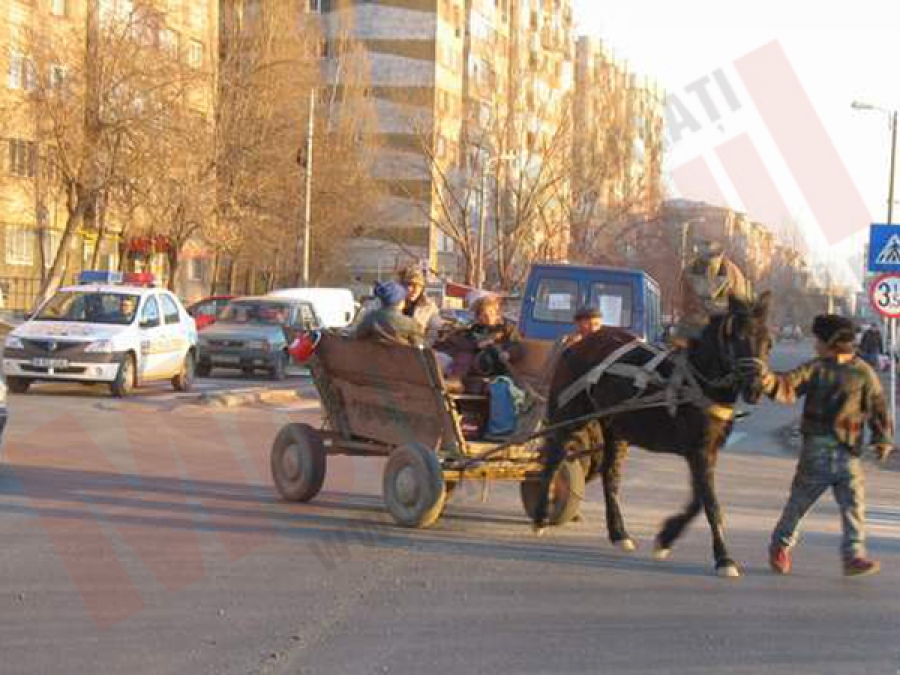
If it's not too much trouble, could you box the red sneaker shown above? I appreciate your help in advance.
[769,544,792,574]
[843,558,880,577]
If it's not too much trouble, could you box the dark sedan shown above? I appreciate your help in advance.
[197,297,321,380]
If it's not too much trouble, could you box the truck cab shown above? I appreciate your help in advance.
[518,263,663,344]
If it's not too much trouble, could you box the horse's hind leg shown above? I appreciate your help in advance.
[600,434,634,550]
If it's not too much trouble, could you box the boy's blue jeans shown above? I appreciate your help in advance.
[771,435,867,561]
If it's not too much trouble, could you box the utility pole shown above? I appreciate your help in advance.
[477,164,487,288]
[888,109,897,225]
[299,89,316,287]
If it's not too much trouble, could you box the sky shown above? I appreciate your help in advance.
[573,0,900,288]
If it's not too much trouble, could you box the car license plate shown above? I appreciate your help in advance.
[216,355,241,365]
[32,357,69,368]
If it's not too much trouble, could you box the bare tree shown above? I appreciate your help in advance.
[1,2,195,305]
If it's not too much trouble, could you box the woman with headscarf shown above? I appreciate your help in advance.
[436,292,523,380]
[398,265,441,345]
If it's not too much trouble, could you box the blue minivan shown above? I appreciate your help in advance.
[519,263,663,344]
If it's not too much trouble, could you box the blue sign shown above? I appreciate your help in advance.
[868,224,900,272]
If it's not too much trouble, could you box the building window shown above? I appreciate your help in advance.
[187,40,203,68]
[51,0,68,17]
[8,139,37,178]
[41,229,62,267]
[6,225,36,266]
[49,64,67,91]
[7,54,36,91]
[159,28,179,57]
[186,258,203,281]
[188,3,204,28]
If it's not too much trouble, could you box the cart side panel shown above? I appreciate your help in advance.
[314,334,452,449]
[332,380,445,449]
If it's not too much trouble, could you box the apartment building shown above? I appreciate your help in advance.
[0,0,216,309]
[571,36,664,261]
[319,0,575,284]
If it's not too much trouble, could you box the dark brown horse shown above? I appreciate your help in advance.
[536,293,773,577]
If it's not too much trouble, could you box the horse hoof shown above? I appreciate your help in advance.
[716,563,741,579]
[653,546,672,561]
[615,538,637,553]
[532,524,547,537]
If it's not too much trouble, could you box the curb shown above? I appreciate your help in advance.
[198,384,316,408]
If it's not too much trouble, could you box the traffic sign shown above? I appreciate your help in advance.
[868,224,900,271]
[869,273,900,318]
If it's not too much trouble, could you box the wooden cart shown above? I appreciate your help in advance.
[270,333,586,528]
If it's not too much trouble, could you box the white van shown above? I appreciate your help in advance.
[268,288,356,329]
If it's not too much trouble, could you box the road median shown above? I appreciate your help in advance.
[197,384,317,408]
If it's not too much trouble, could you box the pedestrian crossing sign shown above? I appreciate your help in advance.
[868,224,900,272]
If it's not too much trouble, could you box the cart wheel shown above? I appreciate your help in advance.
[383,443,446,528]
[520,459,585,526]
[271,423,327,502]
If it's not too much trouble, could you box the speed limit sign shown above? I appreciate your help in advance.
[869,273,900,318]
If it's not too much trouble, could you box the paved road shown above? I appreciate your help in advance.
[1,341,899,675]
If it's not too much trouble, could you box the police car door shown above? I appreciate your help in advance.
[137,295,167,380]
[159,293,187,376]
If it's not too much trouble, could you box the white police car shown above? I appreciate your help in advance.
[2,271,198,397]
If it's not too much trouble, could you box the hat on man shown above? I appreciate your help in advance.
[574,306,602,321]
[696,239,725,258]
[373,280,408,307]
[398,265,425,286]
[811,314,856,346]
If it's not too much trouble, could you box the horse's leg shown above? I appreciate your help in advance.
[600,434,634,551]
[654,491,702,560]
[689,448,740,578]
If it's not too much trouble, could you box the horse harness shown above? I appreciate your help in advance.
[554,328,757,424]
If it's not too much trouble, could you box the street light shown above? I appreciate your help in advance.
[296,89,316,287]
[853,100,899,425]
[476,153,514,288]
[851,100,898,225]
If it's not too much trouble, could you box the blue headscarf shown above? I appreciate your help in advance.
[373,281,407,307]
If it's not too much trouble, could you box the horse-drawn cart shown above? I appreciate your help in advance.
[270,333,585,528]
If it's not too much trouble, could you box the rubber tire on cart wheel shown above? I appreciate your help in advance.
[270,351,288,381]
[110,354,136,398]
[520,459,585,526]
[196,361,212,377]
[271,423,327,502]
[6,377,31,394]
[172,352,195,392]
[383,443,446,529]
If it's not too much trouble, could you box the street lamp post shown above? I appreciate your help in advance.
[852,100,899,425]
[851,101,897,225]
[476,153,513,288]
[297,89,316,287]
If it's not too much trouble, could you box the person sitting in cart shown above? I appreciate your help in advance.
[398,265,442,345]
[437,292,524,380]
[436,292,526,437]
[353,281,423,347]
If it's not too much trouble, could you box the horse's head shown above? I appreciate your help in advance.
[699,291,773,405]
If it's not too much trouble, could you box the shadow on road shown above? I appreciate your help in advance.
[0,463,716,580]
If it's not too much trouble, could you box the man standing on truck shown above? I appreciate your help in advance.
[674,239,752,345]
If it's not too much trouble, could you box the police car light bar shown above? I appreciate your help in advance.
[123,272,156,287]
[78,270,123,285]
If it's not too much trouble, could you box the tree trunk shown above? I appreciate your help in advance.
[229,258,239,295]
[167,248,180,293]
[210,251,220,295]
[35,201,86,309]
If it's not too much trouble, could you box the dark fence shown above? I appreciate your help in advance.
[0,276,42,314]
